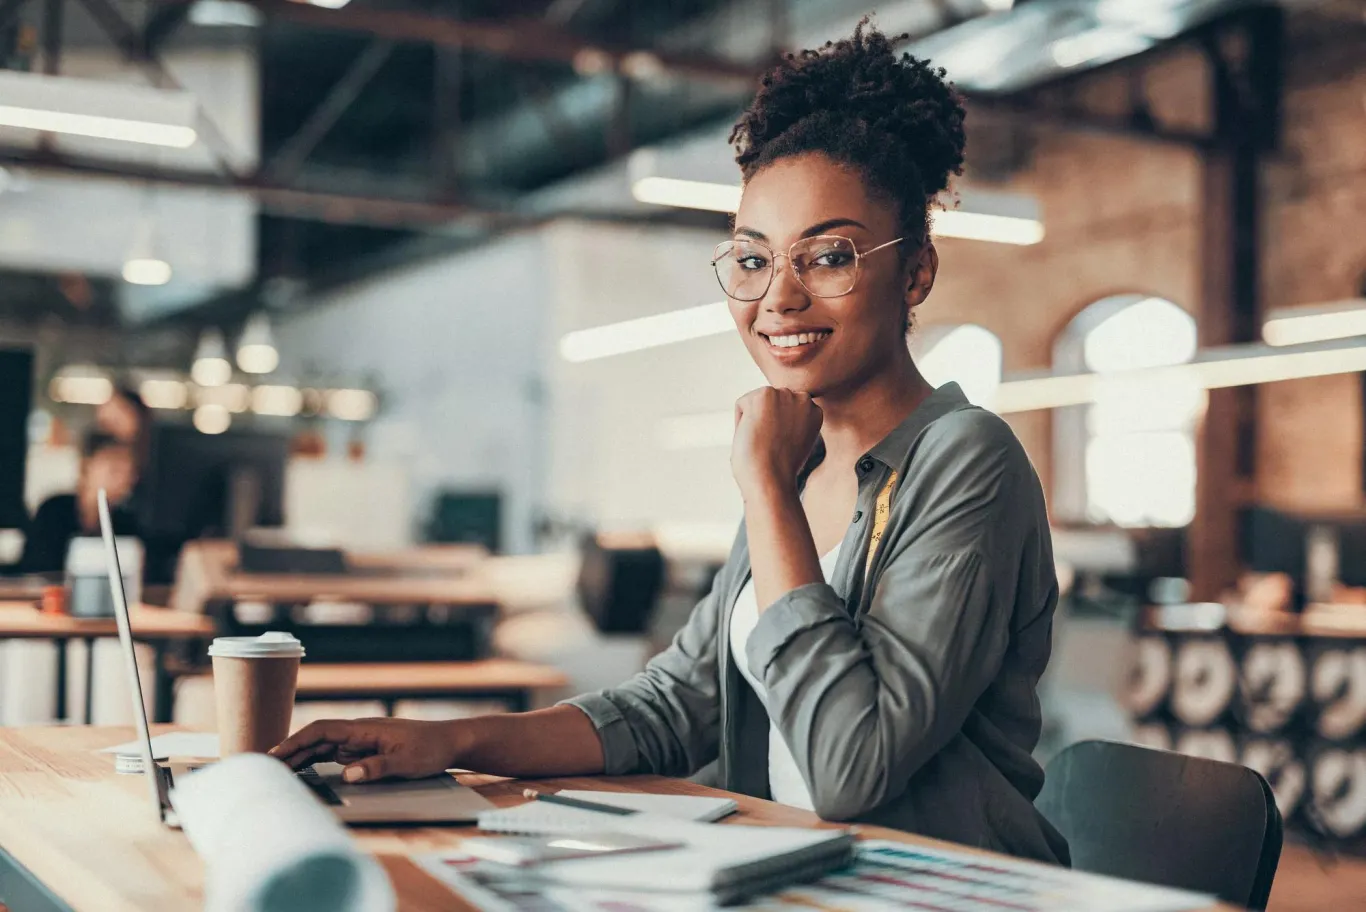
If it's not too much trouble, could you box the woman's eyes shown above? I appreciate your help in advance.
[809,250,855,269]
[736,254,770,270]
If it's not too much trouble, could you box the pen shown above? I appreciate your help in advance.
[521,788,636,816]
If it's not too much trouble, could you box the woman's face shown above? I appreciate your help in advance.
[84,445,136,504]
[726,153,935,398]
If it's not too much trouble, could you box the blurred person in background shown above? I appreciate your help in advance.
[20,431,139,574]
[96,387,152,489]
[273,22,1066,864]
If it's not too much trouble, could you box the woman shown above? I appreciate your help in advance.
[20,432,139,574]
[273,23,1067,863]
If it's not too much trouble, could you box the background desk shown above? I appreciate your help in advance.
[0,726,1241,912]
[0,605,216,724]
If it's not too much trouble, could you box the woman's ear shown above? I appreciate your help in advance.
[903,243,939,311]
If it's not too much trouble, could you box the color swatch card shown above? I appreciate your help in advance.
[416,839,1215,912]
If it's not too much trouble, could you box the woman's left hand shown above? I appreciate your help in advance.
[732,387,823,500]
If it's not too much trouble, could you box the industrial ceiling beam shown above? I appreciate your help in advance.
[146,0,764,85]
[74,0,245,175]
[0,145,727,236]
[263,38,397,185]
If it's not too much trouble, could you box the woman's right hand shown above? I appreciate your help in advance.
[269,717,466,783]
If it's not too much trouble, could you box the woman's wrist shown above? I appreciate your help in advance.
[438,717,476,768]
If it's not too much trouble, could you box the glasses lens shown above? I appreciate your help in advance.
[714,240,772,301]
[792,236,858,297]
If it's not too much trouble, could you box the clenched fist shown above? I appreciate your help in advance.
[732,387,823,500]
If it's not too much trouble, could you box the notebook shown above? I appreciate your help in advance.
[524,812,854,903]
[478,792,735,832]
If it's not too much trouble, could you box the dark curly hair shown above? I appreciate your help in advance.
[729,19,967,246]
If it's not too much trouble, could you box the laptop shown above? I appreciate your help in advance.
[97,489,496,827]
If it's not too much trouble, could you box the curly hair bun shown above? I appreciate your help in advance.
[729,18,967,239]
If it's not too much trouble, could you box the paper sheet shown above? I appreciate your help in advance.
[170,753,395,912]
[101,732,220,760]
[417,840,1216,912]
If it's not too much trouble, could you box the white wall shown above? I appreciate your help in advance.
[543,220,763,537]
[275,230,551,553]
[272,215,771,553]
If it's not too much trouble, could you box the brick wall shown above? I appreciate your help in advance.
[918,32,1366,514]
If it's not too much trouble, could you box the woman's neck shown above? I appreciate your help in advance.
[815,354,933,469]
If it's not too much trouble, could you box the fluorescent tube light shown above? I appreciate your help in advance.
[1263,300,1366,347]
[0,70,198,148]
[560,302,733,362]
[122,258,172,286]
[932,209,1043,245]
[631,177,1043,245]
[632,177,741,213]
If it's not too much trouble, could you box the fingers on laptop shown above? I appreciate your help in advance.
[270,720,381,769]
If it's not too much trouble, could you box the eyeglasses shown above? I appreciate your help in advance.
[711,235,905,303]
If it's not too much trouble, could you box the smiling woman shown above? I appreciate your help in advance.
[268,20,1068,866]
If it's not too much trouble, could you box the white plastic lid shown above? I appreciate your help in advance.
[208,632,305,659]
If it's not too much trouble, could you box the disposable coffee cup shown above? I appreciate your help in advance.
[209,632,305,757]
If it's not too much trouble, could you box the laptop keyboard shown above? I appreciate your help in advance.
[296,766,345,806]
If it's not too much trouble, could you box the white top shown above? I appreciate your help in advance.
[208,631,305,658]
[728,541,843,810]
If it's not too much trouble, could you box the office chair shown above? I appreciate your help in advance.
[1036,739,1282,910]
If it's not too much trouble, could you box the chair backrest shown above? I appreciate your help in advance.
[1037,739,1282,910]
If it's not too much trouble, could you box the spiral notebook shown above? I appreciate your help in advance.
[477,792,736,834]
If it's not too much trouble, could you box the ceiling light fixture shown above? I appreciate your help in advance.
[0,70,197,148]
[630,178,1044,245]
[48,366,113,406]
[193,403,232,435]
[236,313,280,374]
[139,377,190,410]
[326,389,378,422]
[191,329,233,388]
[251,385,304,417]
[1263,299,1366,347]
[560,301,733,363]
[123,202,172,286]
[1050,26,1151,69]
[631,177,740,213]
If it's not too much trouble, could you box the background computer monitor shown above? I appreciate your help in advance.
[0,348,33,530]
[141,425,288,540]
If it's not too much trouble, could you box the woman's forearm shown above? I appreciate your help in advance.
[745,480,824,612]
[449,704,606,778]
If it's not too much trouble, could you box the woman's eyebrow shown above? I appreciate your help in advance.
[801,218,868,237]
[733,218,868,241]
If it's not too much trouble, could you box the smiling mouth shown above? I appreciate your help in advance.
[760,330,833,349]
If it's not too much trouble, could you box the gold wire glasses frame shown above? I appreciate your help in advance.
[711,235,907,302]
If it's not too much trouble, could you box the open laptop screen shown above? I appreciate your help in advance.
[98,489,167,822]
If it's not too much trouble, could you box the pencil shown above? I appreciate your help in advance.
[520,788,637,815]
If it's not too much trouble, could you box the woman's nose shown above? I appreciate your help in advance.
[764,256,810,312]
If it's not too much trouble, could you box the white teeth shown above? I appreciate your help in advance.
[769,331,830,348]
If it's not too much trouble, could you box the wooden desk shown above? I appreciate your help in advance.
[0,604,216,725]
[0,726,1240,912]
[295,659,570,713]
[0,577,47,603]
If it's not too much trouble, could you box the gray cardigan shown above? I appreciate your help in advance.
[565,384,1069,864]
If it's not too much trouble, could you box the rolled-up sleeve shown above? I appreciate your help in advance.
[561,576,725,778]
[745,413,1027,821]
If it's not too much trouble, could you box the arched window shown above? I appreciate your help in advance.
[1053,295,1202,528]
[912,323,1003,407]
